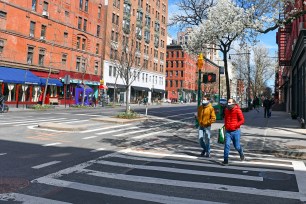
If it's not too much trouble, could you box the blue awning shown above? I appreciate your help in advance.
[0,66,41,85]
[40,78,63,86]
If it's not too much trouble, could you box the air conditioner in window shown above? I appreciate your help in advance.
[40,36,45,40]
[29,33,34,37]
[42,11,49,17]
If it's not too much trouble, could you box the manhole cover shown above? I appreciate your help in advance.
[259,172,291,180]
[0,177,30,193]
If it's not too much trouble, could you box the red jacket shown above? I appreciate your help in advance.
[224,105,244,131]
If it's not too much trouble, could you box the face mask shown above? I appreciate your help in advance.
[227,103,235,109]
[202,100,209,105]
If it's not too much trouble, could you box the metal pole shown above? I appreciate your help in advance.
[197,69,201,107]
[247,53,251,110]
[218,67,221,104]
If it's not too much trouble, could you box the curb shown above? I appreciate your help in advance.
[38,122,89,131]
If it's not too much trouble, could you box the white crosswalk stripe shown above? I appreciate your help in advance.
[24,148,305,203]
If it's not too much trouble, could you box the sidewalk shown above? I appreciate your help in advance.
[177,108,306,159]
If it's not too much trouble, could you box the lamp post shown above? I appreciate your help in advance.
[197,53,204,107]
[229,52,251,109]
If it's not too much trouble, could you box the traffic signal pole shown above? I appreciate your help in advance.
[197,54,204,107]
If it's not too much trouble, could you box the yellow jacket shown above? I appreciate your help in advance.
[197,103,216,127]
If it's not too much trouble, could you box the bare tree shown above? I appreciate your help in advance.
[106,28,146,113]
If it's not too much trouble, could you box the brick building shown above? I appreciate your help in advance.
[166,45,220,102]
[0,0,104,105]
[102,0,168,104]
[276,0,306,122]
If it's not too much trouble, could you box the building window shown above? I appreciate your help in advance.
[84,0,89,12]
[0,40,4,53]
[62,54,67,65]
[79,0,83,10]
[181,71,184,77]
[30,21,35,37]
[0,11,6,19]
[64,32,68,38]
[96,43,99,54]
[65,11,69,16]
[43,1,48,11]
[31,0,37,11]
[83,19,87,31]
[76,37,81,49]
[81,58,86,72]
[109,66,113,76]
[38,49,45,66]
[27,46,34,64]
[76,57,81,71]
[78,17,82,29]
[96,25,100,37]
[40,25,46,38]
[94,61,99,75]
[170,80,173,87]
[82,39,86,50]
[113,67,117,77]
[175,80,178,87]
[98,6,101,19]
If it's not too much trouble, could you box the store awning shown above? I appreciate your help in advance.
[152,88,165,93]
[132,86,151,92]
[0,66,41,85]
[106,83,126,89]
[40,78,63,86]
[99,84,108,89]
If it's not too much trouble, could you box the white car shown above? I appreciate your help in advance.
[220,99,227,105]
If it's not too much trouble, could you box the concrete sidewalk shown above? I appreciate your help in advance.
[177,108,306,159]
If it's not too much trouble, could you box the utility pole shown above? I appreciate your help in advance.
[197,53,204,107]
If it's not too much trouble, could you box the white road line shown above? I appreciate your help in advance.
[6,118,67,125]
[122,149,294,168]
[166,112,194,118]
[96,160,263,181]
[35,177,223,204]
[0,153,7,156]
[75,114,101,116]
[80,123,133,133]
[292,161,306,201]
[131,130,169,139]
[82,136,98,140]
[113,154,295,175]
[113,128,152,137]
[32,161,61,169]
[90,148,105,152]
[74,169,300,200]
[16,119,79,126]
[0,193,71,203]
[95,126,139,135]
[43,143,62,147]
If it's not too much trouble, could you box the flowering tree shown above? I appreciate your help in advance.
[178,0,304,99]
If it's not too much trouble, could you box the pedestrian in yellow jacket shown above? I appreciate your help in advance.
[197,97,216,157]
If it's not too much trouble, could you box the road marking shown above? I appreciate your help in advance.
[73,169,300,200]
[131,129,169,139]
[0,153,7,156]
[16,119,79,126]
[35,177,223,204]
[0,193,71,203]
[80,123,133,133]
[43,142,62,147]
[113,154,295,175]
[82,136,98,140]
[95,126,139,135]
[90,148,105,152]
[166,112,194,118]
[292,161,306,201]
[75,114,101,116]
[2,118,67,125]
[96,160,263,181]
[122,149,294,168]
[32,161,61,169]
[113,128,151,137]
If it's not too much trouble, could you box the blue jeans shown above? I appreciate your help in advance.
[224,129,243,161]
[198,126,211,154]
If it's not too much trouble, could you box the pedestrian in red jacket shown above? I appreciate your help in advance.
[222,98,245,165]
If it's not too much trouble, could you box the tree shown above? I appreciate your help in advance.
[185,0,253,99]
[106,28,146,113]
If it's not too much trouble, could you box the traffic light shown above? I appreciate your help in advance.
[203,73,216,83]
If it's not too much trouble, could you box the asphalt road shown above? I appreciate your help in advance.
[0,104,305,203]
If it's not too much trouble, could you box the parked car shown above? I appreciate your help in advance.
[163,98,171,103]
[219,98,227,105]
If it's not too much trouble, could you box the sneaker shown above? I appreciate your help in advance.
[205,153,210,158]
[240,153,245,161]
[200,150,205,157]
[222,160,228,166]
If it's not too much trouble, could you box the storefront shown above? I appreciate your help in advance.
[131,86,151,103]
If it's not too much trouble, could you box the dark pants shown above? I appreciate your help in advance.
[264,107,270,118]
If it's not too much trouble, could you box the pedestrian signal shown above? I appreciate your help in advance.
[203,73,216,83]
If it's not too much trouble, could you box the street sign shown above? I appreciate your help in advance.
[100,79,104,85]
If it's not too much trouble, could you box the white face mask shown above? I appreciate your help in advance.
[202,100,209,105]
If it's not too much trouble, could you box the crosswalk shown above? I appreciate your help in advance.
[0,146,305,203]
